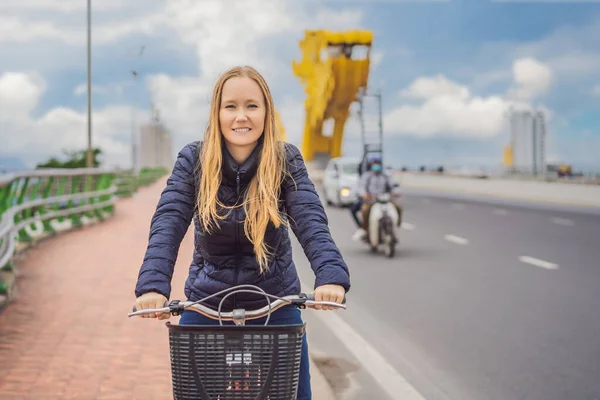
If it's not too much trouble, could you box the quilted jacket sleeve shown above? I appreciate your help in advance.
[281,143,351,292]
[134,142,199,299]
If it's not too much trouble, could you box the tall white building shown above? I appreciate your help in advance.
[139,108,173,170]
[508,108,546,175]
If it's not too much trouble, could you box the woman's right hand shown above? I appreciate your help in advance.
[135,292,170,319]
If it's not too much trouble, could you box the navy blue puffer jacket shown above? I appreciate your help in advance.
[134,140,351,311]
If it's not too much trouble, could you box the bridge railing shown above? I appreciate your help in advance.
[0,167,168,308]
[0,169,117,305]
[114,167,169,197]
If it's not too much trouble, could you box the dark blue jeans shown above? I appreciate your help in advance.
[350,198,363,228]
[179,305,312,400]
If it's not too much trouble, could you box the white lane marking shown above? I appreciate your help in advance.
[444,234,469,245]
[451,203,465,210]
[300,280,426,400]
[493,208,509,215]
[401,222,415,231]
[518,256,559,270]
[552,217,574,226]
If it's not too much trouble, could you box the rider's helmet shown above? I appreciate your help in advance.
[368,155,383,172]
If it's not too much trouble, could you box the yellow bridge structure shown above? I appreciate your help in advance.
[291,30,374,162]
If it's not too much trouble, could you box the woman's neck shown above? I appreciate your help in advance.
[225,142,257,165]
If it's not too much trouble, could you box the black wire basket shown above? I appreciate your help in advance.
[167,322,306,400]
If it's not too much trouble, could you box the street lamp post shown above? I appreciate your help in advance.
[129,46,145,173]
[86,0,93,168]
[131,71,139,173]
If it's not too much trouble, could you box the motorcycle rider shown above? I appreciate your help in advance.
[352,157,402,242]
[350,155,382,229]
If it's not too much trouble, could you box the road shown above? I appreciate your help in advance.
[293,188,600,400]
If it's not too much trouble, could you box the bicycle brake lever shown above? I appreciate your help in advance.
[168,300,185,316]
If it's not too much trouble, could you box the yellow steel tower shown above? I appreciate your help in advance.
[292,30,373,161]
[274,109,286,141]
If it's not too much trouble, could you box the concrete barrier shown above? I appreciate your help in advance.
[394,172,600,209]
[306,162,600,209]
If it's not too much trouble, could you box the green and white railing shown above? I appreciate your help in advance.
[114,167,169,197]
[0,167,168,307]
[0,169,117,303]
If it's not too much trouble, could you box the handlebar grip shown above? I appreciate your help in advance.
[131,301,169,313]
[303,293,346,304]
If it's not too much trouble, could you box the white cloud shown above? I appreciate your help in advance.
[384,57,553,139]
[5,0,594,169]
[0,1,166,46]
[470,68,512,91]
[0,14,166,46]
[0,72,142,167]
[400,75,469,100]
[0,72,46,121]
[0,16,73,44]
[277,97,306,146]
[476,16,600,86]
[161,1,297,82]
[0,0,131,12]
[145,1,366,151]
[385,90,508,139]
[0,0,367,166]
[548,52,600,79]
[506,57,552,101]
[73,82,125,97]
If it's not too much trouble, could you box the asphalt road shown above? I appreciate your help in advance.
[293,188,600,400]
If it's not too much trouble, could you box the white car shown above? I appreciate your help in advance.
[323,157,360,207]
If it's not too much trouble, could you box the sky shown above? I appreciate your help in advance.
[1,0,599,172]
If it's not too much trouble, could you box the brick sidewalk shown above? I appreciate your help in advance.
[0,178,334,399]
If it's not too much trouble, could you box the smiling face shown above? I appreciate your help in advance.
[219,76,266,158]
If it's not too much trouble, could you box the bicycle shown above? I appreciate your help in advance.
[128,284,347,400]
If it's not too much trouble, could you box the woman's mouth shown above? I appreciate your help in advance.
[233,128,251,133]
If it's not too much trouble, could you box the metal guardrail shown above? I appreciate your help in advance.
[0,168,118,305]
[114,167,169,197]
[0,167,169,308]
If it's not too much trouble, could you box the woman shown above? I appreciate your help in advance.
[134,65,350,399]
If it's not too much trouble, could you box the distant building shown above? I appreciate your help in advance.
[139,107,173,170]
[507,108,546,175]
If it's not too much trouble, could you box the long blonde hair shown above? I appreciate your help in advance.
[196,66,288,273]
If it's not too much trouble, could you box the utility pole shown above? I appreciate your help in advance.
[131,70,139,172]
[86,0,93,168]
[130,46,144,172]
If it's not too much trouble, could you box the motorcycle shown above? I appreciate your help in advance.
[363,193,400,258]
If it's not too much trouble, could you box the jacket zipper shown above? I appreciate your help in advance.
[233,170,241,310]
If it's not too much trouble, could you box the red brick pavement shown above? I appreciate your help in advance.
[0,178,201,399]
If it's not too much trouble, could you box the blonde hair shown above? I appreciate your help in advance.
[196,66,288,273]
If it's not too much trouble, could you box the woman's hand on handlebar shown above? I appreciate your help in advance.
[135,292,170,319]
[311,284,345,311]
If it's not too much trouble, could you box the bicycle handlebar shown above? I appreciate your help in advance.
[128,292,346,322]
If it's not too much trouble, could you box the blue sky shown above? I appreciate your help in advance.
[1,0,599,171]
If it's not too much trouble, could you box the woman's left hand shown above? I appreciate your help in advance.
[311,284,346,311]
